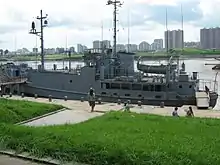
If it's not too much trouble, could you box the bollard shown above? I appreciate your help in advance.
[21,93,24,98]
[34,94,38,99]
[64,96,68,101]
[81,97,84,102]
[49,95,52,102]
[160,102,164,108]
[9,92,12,97]
[137,101,142,106]
[98,98,102,104]
[117,99,121,105]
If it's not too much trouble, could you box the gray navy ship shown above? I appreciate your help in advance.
[0,1,218,108]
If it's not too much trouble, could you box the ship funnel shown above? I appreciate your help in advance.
[192,72,198,80]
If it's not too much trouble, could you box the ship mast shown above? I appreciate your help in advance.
[29,10,48,71]
[106,0,123,58]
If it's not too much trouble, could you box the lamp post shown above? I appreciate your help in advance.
[29,10,48,71]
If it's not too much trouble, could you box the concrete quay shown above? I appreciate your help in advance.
[3,95,220,127]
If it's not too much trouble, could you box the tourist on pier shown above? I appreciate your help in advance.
[185,106,194,117]
[88,87,96,112]
[172,107,179,117]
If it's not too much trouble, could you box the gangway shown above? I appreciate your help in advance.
[195,92,210,109]
[0,77,28,86]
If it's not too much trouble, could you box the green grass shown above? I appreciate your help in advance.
[2,48,220,62]
[0,98,63,124]
[1,111,220,164]
[136,48,220,57]
[5,54,83,61]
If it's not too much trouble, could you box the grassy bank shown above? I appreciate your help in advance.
[1,48,220,62]
[136,48,220,57]
[1,111,220,164]
[2,54,83,62]
[0,98,63,124]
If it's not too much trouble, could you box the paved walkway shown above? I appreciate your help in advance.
[5,96,220,127]
[0,155,44,165]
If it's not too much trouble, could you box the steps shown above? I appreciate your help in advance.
[196,92,210,109]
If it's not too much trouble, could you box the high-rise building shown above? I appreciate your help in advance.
[139,41,150,51]
[165,30,184,50]
[77,44,84,53]
[116,44,125,52]
[101,40,111,48]
[126,44,138,52]
[93,40,101,49]
[93,40,111,49]
[153,39,163,50]
[200,28,220,49]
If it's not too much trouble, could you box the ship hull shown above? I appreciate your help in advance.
[20,84,218,108]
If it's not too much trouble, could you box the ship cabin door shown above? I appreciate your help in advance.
[15,70,20,77]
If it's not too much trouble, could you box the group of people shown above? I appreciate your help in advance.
[172,106,194,117]
[88,87,196,117]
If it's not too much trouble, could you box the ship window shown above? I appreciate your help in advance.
[69,80,72,83]
[138,94,142,97]
[101,92,106,95]
[111,83,120,89]
[155,95,161,99]
[189,85,192,88]
[106,83,110,89]
[132,84,142,90]
[149,85,154,91]
[121,84,130,90]
[143,85,149,91]
[179,85,182,88]
[101,83,103,88]
[125,94,130,96]
[113,93,118,96]
[155,85,161,92]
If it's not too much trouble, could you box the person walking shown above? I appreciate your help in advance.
[88,88,96,112]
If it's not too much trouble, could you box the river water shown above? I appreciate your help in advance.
[2,58,220,109]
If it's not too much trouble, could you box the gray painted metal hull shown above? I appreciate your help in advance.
[20,84,218,108]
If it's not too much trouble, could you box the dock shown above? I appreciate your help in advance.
[1,95,219,127]
[196,92,210,109]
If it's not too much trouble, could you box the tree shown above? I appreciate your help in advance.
[4,49,9,55]
[0,49,3,56]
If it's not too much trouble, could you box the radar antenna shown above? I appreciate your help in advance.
[106,0,124,58]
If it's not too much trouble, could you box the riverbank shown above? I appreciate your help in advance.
[1,51,220,62]
[1,96,220,164]
[1,111,220,165]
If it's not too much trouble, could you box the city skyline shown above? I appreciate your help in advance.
[0,0,219,50]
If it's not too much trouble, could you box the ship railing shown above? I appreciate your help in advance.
[198,79,218,93]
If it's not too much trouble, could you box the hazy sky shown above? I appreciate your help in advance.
[0,0,219,50]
